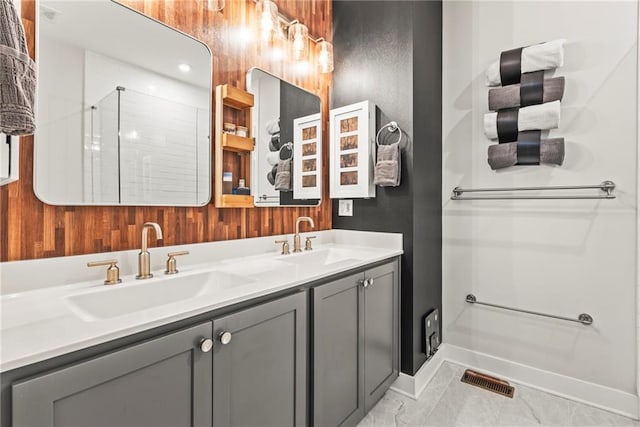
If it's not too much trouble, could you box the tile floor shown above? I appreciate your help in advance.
[358,362,640,427]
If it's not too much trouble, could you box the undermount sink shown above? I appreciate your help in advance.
[281,248,363,267]
[65,271,253,321]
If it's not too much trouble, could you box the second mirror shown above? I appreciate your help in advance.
[247,68,322,207]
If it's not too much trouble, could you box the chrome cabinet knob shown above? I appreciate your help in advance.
[200,338,214,353]
[219,331,232,345]
[359,278,373,288]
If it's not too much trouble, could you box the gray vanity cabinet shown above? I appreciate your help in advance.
[312,261,399,427]
[11,322,213,427]
[212,291,307,427]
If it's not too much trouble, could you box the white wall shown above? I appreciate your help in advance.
[249,70,281,206]
[35,36,85,202]
[442,0,638,396]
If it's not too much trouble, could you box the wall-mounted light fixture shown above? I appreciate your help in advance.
[287,20,309,61]
[254,0,333,73]
[257,0,279,43]
[315,38,334,73]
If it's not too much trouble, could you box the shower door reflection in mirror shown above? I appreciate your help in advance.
[34,0,212,206]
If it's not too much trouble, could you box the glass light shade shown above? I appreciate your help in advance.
[206,0,224,12]
[316,40,333,73]
[288,22,309,61]
[257,0,278,43]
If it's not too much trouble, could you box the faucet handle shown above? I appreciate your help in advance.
[87,259,122,285]
[304,236,317,251]
[165,251,190,275]
[275,240,290,255]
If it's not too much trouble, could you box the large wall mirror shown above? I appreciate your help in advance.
[247,68,322,207]
[34,0,212,206]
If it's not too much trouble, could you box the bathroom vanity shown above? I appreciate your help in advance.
[0,230,401,427]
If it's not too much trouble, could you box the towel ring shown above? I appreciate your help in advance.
[376,121,403,146]
[279,141,293,160]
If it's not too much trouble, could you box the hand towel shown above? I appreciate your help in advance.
[484,100,561,140]
[488,138,565,170]
[0,0,36,135]
[486,39,566,86]
[373,143,401,187]
[274,158,291,191]
[266,118,280,135]
[268,133,281,151]
[266,151,279,166]
[267,165,277,185]
[279,143,292,160]
[488,77,565,111]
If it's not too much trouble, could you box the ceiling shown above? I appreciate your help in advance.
[39,0,212,89]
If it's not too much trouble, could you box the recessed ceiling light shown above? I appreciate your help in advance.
[178,63,191,73]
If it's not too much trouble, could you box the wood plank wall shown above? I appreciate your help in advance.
[0,0,332,261]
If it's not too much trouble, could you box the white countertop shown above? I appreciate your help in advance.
[0,230,402,372]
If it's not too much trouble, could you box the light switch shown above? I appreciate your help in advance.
[338,199,353,216]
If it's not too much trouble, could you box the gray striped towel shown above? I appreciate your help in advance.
[0,0,36,135]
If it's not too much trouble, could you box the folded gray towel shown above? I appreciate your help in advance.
[488,77,565,111]
[274,158,291,191]
[488,138,564,170]
[0,0,36,135]
[267,165,278,186]
[539,138,565,165]
[374,142,401,187]
[269,133,281,151]
[266,118,280,135]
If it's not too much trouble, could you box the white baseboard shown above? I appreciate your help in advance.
[390,343,639,420]
[390,348,446,398]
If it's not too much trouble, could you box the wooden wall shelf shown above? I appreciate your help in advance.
[215,84,255,208]
[219,194,254,208]
[220,85,254,110]
[223,134,255,152]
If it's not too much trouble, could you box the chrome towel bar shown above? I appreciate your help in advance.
[451,180,615,200]
[465,294,593,325]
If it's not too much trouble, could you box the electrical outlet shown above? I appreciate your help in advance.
[338,199,353,216]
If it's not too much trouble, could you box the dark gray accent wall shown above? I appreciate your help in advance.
[332,0,442,375]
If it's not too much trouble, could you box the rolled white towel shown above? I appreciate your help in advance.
[266,118,280,135]
[486,39,566,86]
[484,100,561,140]
[266,151,280,166]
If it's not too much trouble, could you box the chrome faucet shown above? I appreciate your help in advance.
[293,216,315,253]
[137,222,163,279]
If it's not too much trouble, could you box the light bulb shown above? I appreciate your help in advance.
[257,0,278,43]
[288,22,309,61]
[316,40,333,73]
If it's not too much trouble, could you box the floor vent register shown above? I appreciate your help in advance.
[460,369,515,398]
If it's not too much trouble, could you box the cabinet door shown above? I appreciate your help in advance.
[313,272,365,427]
[212,292,307,427]
[12,322,212,427]
[364,261,399,411]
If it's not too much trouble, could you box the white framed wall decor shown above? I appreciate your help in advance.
[329,100,376,199]
[293,113,322,200]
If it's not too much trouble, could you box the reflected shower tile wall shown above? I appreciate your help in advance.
[118,90,201,205]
